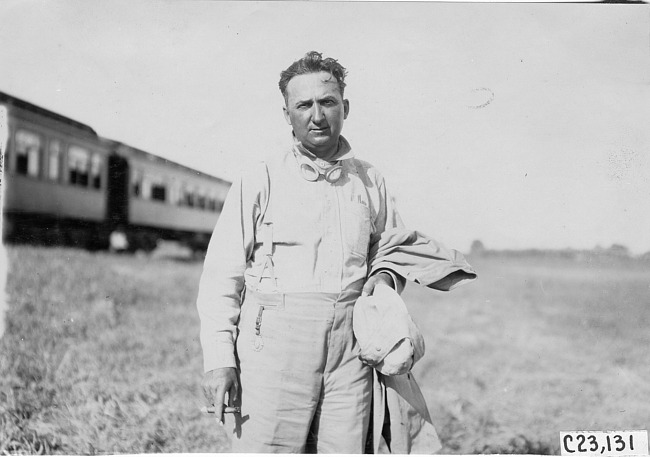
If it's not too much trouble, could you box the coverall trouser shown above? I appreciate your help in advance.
[227,286,372,453]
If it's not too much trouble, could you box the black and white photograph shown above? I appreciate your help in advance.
[1,1,649,454]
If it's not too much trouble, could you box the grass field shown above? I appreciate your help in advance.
[1,245,649,454]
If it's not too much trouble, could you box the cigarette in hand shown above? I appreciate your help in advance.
[200,405,240,414]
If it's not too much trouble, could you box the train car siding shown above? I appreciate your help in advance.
[1,91,231,253]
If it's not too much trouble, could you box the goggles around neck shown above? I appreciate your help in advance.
[294,151,343,183]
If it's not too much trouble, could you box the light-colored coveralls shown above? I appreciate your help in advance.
[196,137,404,452]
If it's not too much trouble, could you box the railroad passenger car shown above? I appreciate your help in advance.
[108,142,230,251]
[1,90,231,252]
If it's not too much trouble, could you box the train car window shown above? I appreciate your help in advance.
[197,190,206,209]
[141,173,166,202]
[131,169,142,197]
[68,145,90,187]
[0,106,7,167]
[183,188,195,207]
[151,183,166,202]
[91,154,102,189]
[15,129,41,177]
[208,191,221,212]
[48,140,61,181]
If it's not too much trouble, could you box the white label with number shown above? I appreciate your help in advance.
[560,431,648,456]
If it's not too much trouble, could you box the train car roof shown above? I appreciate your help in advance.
[0,90,98,136]
[1,89,231,186]
[108,140,231,186]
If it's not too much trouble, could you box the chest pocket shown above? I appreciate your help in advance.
[344,201,373,259]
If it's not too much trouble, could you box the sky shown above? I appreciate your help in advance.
[1,1,649,254]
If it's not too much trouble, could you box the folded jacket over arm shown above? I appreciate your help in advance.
[365,228,477,453]
[368,228,477,292]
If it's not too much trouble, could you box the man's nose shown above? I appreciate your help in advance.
[311,104,325,123]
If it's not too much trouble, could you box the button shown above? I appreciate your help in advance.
[375,346,382,352]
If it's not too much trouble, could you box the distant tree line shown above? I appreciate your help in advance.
[469,240,650,263]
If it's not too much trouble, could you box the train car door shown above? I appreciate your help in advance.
[106,154,129,228]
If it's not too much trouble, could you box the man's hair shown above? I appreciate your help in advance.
[279,51,348,102]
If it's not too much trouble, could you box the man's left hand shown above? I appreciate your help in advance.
[362,271,395,296]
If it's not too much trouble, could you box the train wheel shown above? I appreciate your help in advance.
[127,231,158,254]
[142,233,159,253]
[2,216,15,243]
[22,225,42,245]
[65,227,91,249]
[87,227,110,251]
[44,224,65,246]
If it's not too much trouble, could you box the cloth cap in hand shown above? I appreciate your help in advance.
[353,284,425,376]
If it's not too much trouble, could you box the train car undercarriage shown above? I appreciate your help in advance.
[3,212,211,255]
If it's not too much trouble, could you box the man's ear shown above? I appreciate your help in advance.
[282,105,292,125]
[343,99,350,120]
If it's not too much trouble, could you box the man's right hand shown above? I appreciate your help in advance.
[201,367,239,425]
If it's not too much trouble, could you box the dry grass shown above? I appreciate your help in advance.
[1,246,229,454]
[407,255,650,454]
[1,245,649,453]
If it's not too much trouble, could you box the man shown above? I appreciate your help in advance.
[197,51,474,453]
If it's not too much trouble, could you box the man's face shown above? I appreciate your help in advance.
[283,71,349,159]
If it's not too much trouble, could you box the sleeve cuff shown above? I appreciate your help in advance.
[373,268,406,294]
[202,338,238,373]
